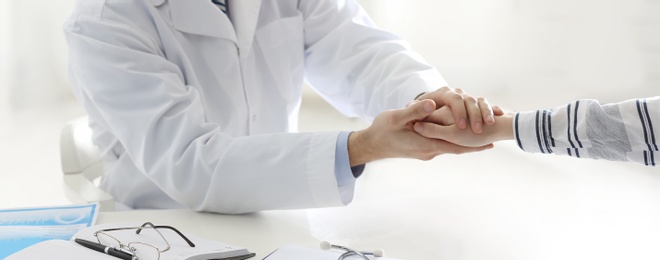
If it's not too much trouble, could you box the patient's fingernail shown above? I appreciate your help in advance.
[459,118,467,129]
[474,122,483,133]
[414,123,424,133]
[487,115,495,125]
[423,102,434,113]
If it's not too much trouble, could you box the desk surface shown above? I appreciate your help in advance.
[97,143,660,260]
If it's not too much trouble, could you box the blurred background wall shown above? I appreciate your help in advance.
[0,0,657,207]
[359,0,659,110]
[0,0,83,208]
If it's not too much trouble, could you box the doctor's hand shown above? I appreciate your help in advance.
[413,106,515,147]
[347,99,494,167]
[415,87,503,134]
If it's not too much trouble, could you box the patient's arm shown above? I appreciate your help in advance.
[417,97,660,167]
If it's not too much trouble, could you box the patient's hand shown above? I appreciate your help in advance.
[413,106,514,147]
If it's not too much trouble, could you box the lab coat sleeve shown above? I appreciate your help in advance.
[63,6,346,214]
[299,0,447,121]
[514,97,660,166]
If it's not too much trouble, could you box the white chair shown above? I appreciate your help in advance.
[60,116,114,211]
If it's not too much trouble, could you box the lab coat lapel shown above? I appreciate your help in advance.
[228,0,261,57]
[160,0,237,42]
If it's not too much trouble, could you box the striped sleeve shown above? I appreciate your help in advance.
[513,97,660,166]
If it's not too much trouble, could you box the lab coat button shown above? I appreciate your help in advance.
[251,115,257,121]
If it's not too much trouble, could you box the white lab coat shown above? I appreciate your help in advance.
[64,0,446,214]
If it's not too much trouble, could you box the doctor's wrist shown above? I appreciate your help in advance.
[347,129,382,167]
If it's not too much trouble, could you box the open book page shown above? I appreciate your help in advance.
[6,239,117,260]
[264,244,401,260]
[72,222,253,260]
[0,203,99,258]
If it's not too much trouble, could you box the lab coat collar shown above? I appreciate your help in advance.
[150,0,262,55]
[154,0,238,42]
[228,0,262,54]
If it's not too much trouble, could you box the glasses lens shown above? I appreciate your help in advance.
[96,232,121,248]
[129,242,160,260]
[136,227,170,251]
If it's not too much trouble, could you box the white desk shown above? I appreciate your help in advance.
[97,143,660,260]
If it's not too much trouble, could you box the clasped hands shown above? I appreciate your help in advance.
[412,88,515,148]
[348,87,514,167]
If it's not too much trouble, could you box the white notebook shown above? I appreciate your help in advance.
[7,222,255,260]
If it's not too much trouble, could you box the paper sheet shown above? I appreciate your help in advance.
[0,203,99,258]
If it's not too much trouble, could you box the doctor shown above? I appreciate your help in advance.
[64,0,498,214]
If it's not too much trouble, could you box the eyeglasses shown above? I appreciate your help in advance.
[320,241,384,260]
[93,222,196,260]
